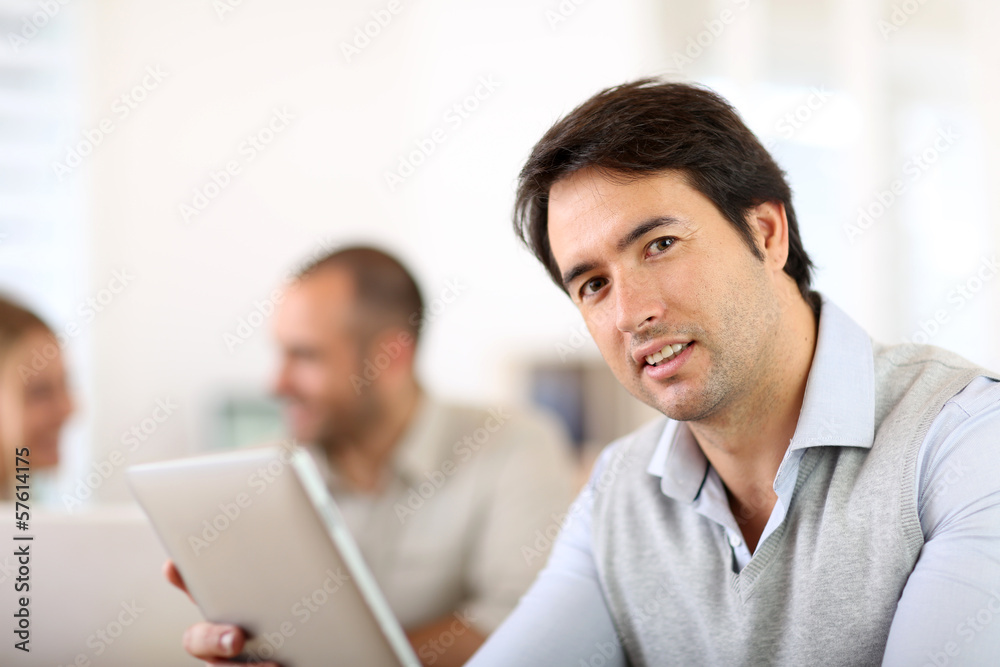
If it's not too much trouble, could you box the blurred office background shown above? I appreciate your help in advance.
[2,0,998,505]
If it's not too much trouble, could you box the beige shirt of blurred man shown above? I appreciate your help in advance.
[305,395,574,647]
[242,247,576,666]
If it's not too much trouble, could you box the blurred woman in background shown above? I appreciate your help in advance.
[0,296,74,501]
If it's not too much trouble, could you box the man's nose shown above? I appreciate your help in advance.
[614,274,660,334]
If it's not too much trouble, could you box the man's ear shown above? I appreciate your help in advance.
[361,327,418,382]
[749,200,790,273]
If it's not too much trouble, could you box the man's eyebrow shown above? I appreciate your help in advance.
[615,216,683,253]
[560,216,684,289]
[561,261,598,289]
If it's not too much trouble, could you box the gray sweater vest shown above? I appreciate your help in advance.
[591,341,999,666]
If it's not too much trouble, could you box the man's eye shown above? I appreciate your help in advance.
[581,277,607,297]
[648,237,675,255]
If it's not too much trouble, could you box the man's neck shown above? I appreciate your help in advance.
[689,292,819,550]
[326,382,423,493]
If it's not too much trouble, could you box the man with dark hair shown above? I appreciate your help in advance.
[466,79,1000,664]
[169,245,575,666]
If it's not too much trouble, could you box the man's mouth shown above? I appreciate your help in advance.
[643,341,692,367]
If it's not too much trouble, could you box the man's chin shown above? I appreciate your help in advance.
[640,385,710,422]
[659,405,706,422]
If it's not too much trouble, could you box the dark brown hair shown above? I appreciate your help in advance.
[513,78,815,303]
[296,245,424,343]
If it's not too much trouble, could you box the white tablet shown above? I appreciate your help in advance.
[126,443,420,667]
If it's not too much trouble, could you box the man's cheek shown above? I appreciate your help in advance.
[589,303,618,330]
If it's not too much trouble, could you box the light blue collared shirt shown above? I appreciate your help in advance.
[468,296,1000,666]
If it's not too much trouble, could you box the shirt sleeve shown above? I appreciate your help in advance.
[883,376,1000,665]
[465,445,627,667]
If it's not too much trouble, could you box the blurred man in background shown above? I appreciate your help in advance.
[168,245,576,666]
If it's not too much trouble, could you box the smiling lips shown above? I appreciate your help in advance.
[644,341,691,367]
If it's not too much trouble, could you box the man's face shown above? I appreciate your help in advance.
[547,168,786,423]
[271,270,379,447]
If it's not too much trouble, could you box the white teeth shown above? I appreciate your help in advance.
[644,342,689,366]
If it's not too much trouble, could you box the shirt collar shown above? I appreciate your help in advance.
[646,292,876,502]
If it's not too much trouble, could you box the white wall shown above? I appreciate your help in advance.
[23,0,999,503]
[73,0,665,502]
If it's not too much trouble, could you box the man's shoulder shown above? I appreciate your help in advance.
[872,339,997,374]
[918,375,1000,466]
[869,340,1000,417]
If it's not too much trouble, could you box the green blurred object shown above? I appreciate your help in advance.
[213,394,287,450]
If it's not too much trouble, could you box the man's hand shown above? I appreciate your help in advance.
[162,559,281,667]
[406,613,486,667]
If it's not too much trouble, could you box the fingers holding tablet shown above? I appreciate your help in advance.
[182,620,278,665]
[165,560,277,666]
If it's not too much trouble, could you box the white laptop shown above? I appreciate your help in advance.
[125,443,421,667]
[0,503,202,667]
